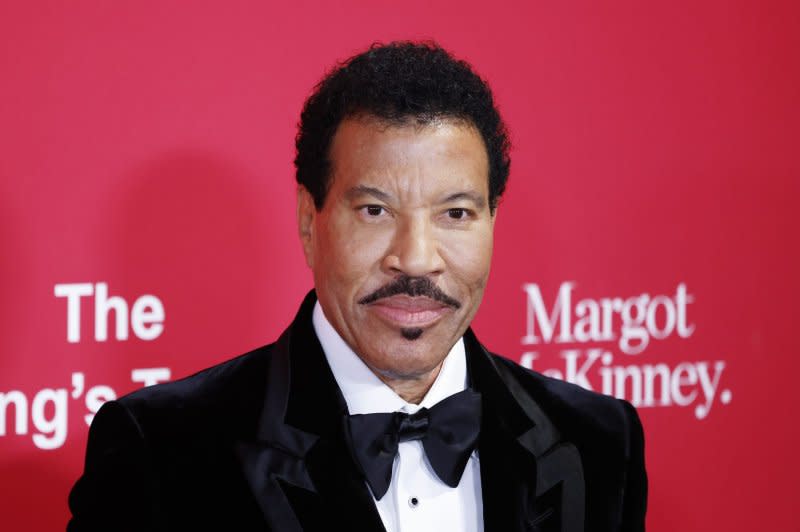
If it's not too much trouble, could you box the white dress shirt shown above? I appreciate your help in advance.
[312,302,484,532]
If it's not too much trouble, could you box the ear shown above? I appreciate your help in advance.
[297,186,317,269]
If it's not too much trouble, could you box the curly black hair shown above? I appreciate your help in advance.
[294,41,511,212]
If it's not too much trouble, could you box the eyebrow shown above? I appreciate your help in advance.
[344,185,487,209]
[344,185,393,203]
[441,192,487,209]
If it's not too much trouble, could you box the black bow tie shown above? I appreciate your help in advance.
[343,389,482,500]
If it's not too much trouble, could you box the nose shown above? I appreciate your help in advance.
[382,216,445,277]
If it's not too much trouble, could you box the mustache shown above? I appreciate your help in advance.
[357,276,462,309]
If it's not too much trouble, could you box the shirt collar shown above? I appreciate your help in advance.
[312,301,467,415]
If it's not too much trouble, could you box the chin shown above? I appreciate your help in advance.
[373,361,440,381]
[369,338,448,380]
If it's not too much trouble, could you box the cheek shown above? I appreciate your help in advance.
[442,230,494,290]
[316,215,389,286]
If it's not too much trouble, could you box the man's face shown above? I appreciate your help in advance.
[298,116,495,382]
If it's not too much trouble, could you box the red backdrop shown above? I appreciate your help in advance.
[1,1,798,529]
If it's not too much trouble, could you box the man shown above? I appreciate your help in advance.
[68,42,646,532]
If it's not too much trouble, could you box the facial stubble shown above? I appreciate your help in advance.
[400,327,424,340]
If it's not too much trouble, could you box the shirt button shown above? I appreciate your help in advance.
[408,496,419,508]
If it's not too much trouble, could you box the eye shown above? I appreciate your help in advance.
[362,205,385,217]
[447,208,469,220]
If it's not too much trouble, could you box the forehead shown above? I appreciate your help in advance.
[327,116,490,197]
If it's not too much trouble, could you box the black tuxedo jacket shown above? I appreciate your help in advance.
[68,292,647,531]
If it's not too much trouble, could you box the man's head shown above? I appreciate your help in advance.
[295,42,510,395]
[295,41,510,212]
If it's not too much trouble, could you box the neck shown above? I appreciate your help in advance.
[373,362,444,404]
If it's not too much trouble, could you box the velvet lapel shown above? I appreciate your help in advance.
[235,292,386,532]
[464,329,586,532]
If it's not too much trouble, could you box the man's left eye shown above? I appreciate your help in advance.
[363,205,385,216]
[447,208,469,219]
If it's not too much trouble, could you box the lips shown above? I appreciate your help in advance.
[366,294,452,328]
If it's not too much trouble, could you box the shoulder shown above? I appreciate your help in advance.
[97,342,276,446]
[489,352,642,454]
[483,350,648,525]
[120,342,273,408]
[69,343,281,528]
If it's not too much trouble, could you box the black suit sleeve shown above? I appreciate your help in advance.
[619,400,648,532]
[67,400,157,532]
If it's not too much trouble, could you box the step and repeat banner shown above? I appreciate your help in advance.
[1,1,798,530]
